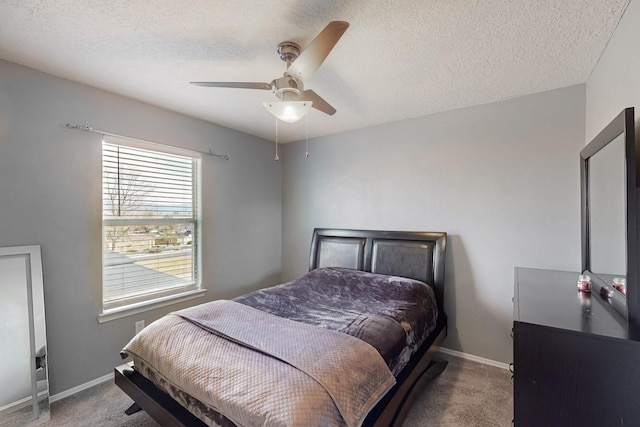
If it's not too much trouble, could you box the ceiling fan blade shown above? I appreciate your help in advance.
[302,90,336,115]
[190,81,272,90]
[287,21,349,81]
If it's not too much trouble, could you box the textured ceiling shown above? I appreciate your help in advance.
[0,0,630,143]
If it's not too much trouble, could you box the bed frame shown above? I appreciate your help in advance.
[115,228,448,427]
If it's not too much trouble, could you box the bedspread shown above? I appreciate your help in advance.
[122,300,395,427]
[234,267,438,375]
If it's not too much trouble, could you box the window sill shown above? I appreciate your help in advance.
[98,289,207,323]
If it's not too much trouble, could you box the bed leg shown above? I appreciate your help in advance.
[421,358,448,384]
[388,358,449,427]
[124,402,142,416]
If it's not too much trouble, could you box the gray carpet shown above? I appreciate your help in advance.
[403,353,513,426]
[41,352,513,426]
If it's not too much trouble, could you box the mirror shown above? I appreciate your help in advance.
[581,107,636,320]
[0,245,49,426]
[588,133,626,278]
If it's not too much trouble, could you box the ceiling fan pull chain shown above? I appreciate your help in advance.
[274,119,279,161]
[305,114,310,158]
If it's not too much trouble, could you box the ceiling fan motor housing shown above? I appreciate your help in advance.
[272,75,303,99]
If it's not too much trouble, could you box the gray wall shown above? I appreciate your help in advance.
[0,59,282,395]
[281,85,586,363]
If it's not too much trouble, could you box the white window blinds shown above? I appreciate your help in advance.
[102,137,201,311]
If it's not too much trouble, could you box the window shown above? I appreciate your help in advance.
[101,137,201,314]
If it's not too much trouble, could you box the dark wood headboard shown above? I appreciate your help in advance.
[309,228,447,313]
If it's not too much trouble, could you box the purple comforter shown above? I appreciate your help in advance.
[234,267,438,375]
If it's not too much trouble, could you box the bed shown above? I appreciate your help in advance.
[115,228,448,426]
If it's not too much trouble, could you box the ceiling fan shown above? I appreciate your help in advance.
[190,21,350,123]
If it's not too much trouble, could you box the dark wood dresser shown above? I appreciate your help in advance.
[513,267,640,426]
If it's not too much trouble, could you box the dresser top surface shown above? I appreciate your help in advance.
[514,267,628,339]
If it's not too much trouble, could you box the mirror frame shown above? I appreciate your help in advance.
[0,245,49,426]
[581,107,637,323]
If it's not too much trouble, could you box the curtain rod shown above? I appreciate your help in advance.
[65,122,230,160]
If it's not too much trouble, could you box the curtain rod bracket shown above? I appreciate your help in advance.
[209,149,230,160]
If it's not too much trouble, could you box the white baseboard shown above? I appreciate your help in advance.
[50,372,112,403]
[438,347,510,370]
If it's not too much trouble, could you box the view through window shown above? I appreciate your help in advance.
[102,138,201,312]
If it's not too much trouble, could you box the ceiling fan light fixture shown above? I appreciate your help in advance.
[263,100,313,123]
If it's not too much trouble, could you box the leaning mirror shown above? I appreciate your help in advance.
[0,245,49,426]
[581,107,636,320]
